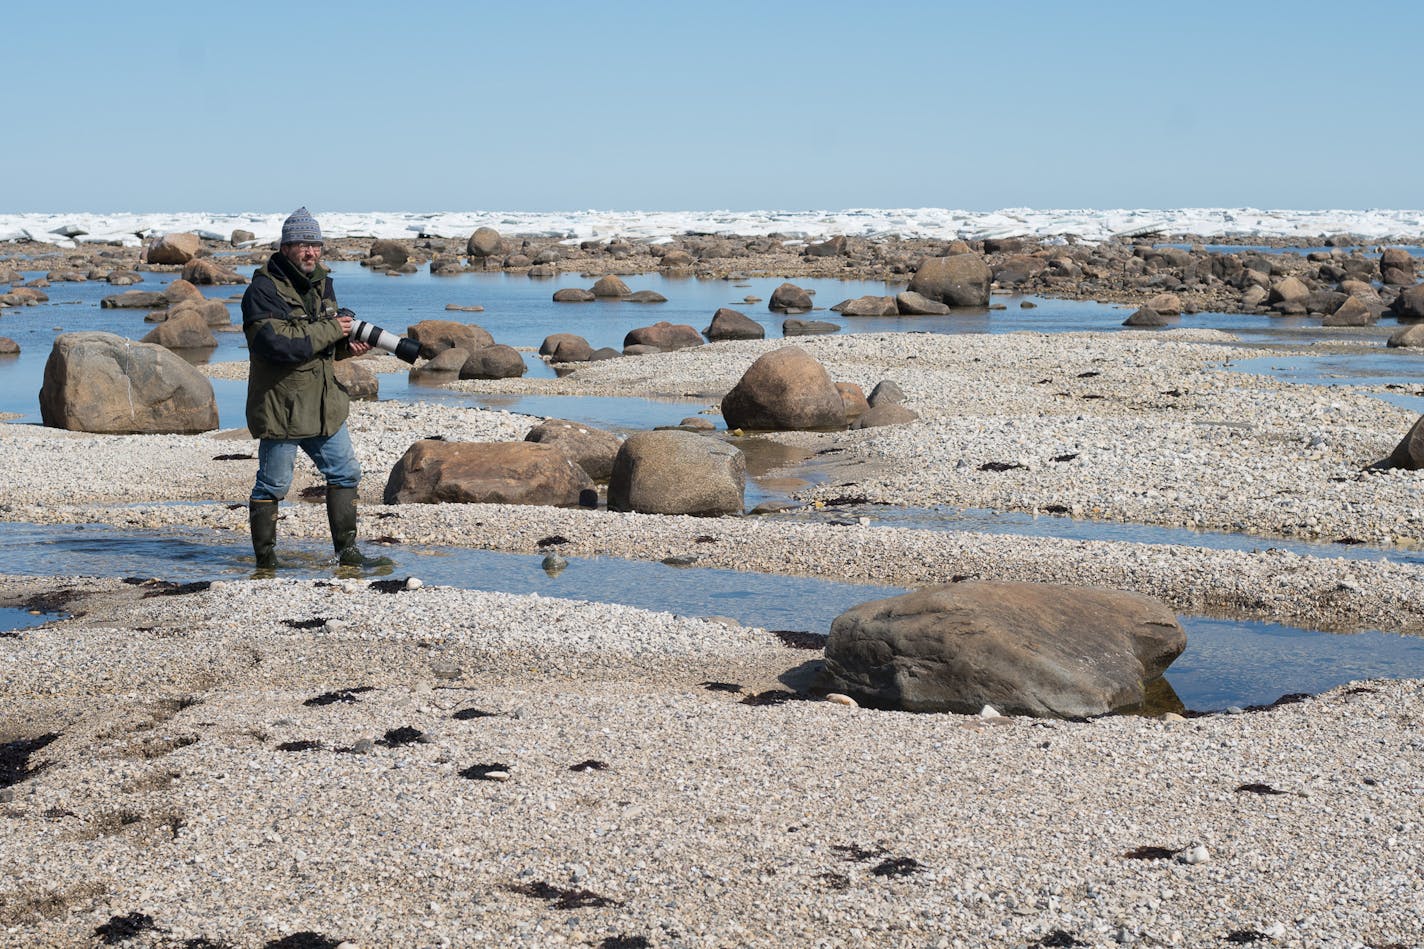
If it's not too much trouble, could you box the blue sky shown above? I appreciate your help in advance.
[7,0,1421,212]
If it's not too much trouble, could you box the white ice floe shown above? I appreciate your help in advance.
[3,207,1424,248]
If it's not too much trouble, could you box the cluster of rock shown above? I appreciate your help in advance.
[401,319,526,383]
[551,274,668,304]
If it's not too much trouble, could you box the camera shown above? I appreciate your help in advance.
[340,308,421,364]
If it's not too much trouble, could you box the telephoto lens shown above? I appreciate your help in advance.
[341,308,421,364]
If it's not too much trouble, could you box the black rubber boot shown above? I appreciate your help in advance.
[249,499,279,569]
[326,486,392,567]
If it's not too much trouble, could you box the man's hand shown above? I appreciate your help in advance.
[335,311,371,354]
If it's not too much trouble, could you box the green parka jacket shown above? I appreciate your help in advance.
[240,252,355,439]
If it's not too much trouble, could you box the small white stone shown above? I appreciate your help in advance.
[1177,845,1210,865]
[405,576,423,590]
[979,705,1001,718]
[826,693,858,708]
[484,770,510,782]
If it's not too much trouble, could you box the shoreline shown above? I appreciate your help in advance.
[3,246,1424,944]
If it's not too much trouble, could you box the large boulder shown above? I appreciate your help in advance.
[834,295,899,317]
[908,254,991,307]
[335,358,379,400]
[704,307,765,341]
[540,333,593,362]
[369,239,409,268]
[1322,296,1376,327]
[166,297,232,328]
[1267,275,1311,305]
[607,430,745,515]
[894,290,951,316]
[181,257,245,286]
[1122,306,1169,327]
[822,581,1186,717]
[383,440,593,506]
[406,319,494,359]
[146,232,201,265]
[1387,323,1424,348]
[553,288,596,303]
[101,290,168,310]
[782,318,839,337]
[720,346,846,432]
[591,275,631,298]
[459,344,526,379]
[39,332,218,434]
[1390,284,1424,320]
[991,255,1048,287]
[1382,415,1424,469]
[1380,247,1416,285]
[466,227,502,258]
[768,282,813,313]
[623,321,704,352]
[140,312,218,350]
[525,418,623,481]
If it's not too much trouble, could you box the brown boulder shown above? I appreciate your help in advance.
[182,258,245,286]
[335,359,379,400]
[908,254,991,307]
[383,440,593,507]
[525,419,623,481]
[146,232,201,265]
[623,321,704,352]
[1322,296,1376,327]
[836,382,869,423]
[591,275,631,298]
[1390,284,1424,320]
[406,320,494,359]
[370,239,410,268]
[607,429,745,515]
[768,282,813,313]
[1386,324,1424,349]
[466,227,502,258]
[553,288,596,303]
[140,312,218,350]
[167,298,232,327]
[1123,306,1169,327]
[39,332,218,434]
[720,346,846,432]
[704,307,765,341]
[822,581,1186,717]
[0,337,18,355]
[782,318,840,336]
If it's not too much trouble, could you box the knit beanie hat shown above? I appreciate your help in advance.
[280,207,323,245]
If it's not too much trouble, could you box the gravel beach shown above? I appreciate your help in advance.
[2,324,1423,946]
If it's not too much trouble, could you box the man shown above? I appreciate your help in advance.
[241,207,387,569]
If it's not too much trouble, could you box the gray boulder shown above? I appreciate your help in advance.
[908,254,991,307]
[39,331,218,434]
[850,402,919,429]
[822,581,1186,717]
[720,346,846,432]
[553,287,596,303]
[525,418,623,481]
[1323,296,1376,327]
[867,380,907,406]
[782,318,839,337]
[1390,284,1424,320]
[384,440,593,506]
[607,429,745,515]
[1387,324,1424,348]
[834,295,899,317]
[369,239,410,268]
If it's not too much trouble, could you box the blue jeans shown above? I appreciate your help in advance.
[251,425,362,501]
